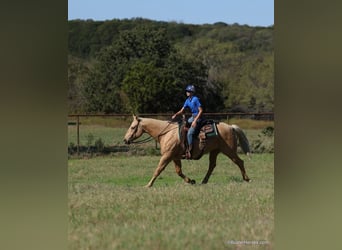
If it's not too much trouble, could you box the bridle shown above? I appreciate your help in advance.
[127,119,145,144]
[128,119,176,145]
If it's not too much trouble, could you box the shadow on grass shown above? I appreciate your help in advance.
[227,176,244,183]
[69,145,129,154]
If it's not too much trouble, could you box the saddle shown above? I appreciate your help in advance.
[178,118,218,159]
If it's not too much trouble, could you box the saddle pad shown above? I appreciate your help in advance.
[200,123,218,137]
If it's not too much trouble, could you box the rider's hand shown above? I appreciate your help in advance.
[191,121,196,128]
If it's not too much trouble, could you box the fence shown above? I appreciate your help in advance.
[68,112,274,155]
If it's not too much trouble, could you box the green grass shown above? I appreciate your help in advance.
[68,125,156,149]
[225,118,274,130]
[69,153,274,249]
[68,125,124,146]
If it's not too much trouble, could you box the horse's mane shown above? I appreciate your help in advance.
[140,117,176,125]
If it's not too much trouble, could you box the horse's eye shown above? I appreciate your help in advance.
[131,126,136,130]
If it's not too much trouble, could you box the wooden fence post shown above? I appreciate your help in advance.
[77,115,80,155]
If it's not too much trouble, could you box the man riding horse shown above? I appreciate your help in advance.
[172,85,203,159]
[123,85,251,187]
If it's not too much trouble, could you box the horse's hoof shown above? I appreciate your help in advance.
[190,179,196,185]
[244,178,251,182]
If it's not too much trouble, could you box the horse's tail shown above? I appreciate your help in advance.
[232,124,251,156]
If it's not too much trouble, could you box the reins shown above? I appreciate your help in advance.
[156,121,178,139]
[129,136,154,144]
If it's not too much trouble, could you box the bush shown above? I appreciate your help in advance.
[68,142,75,154]
[95,138,105,152]
[250,126,274,153]
[86,133,94,152]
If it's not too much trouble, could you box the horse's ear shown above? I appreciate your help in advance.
[133,114,140,121]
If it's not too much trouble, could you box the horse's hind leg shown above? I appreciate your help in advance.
[201,149,220,184]
[232,153,250,182]
[223,151,250,182]
[173,159,196,184]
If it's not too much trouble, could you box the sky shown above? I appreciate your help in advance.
[68,0,274,27]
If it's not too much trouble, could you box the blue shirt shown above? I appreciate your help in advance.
[183,96,202,116]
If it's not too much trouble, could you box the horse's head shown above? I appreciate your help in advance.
[123,115,144,144]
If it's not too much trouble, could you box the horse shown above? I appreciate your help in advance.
[123,115,251,187]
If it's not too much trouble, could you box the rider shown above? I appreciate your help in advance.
[172,84,203,159]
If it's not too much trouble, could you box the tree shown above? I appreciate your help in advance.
[68,55,90,113]
[82,65,124,113]
[69,19,273,113]
[83,25,213,113]
[121,53,210,113]
[122,61,172,113]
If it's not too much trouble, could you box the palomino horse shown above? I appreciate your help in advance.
[123,115,251,187]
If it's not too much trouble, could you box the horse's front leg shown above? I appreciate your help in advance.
[173,159,196,185]
[145,154,172,188]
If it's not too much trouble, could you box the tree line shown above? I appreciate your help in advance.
[68,18,273,114]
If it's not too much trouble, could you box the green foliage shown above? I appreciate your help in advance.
[224,52,274,112]
[94,138,105,152]
[82,25,212,113]
[82,65,124,113]
[68,19,273,113]
[251,126,274,153]
[86,133,94,148]
[84,26,174,113]
[68,142,75,155]
[68,55,90,113]
[122,61,170,113]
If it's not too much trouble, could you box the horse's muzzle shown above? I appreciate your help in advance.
[123,139,131,145]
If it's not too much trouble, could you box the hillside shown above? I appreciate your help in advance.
[68,18,273,114]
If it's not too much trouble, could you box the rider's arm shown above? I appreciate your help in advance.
[192,106,203,125]
[172,107,185,119]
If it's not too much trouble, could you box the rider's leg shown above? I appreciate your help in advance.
[186,126,195,158]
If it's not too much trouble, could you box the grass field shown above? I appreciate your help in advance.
[68,153,274,249]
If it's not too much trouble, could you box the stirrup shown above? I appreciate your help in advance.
[181,149,192,159]
[185,150,191,159]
